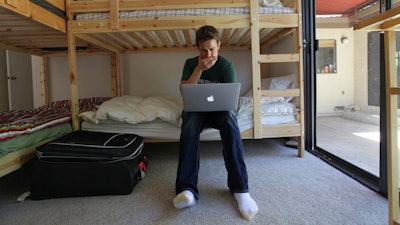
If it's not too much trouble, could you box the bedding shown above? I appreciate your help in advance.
[75,6,295,21]
[0,123,71,158]
[0,97,110,141]
[80,95,182,126]
[79,94,298,140]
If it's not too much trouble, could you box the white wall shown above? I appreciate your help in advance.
[34,50,253,104]
[122,50,252,97]
[45,54,113,102]
[316,28,355,114]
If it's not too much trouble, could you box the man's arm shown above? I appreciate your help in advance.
[180,56,217,89]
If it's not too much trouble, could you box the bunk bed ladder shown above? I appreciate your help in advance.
[249,0,304,157]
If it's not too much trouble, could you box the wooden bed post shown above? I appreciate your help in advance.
[67,0,80,131]
[250,0,262,139]
[296,0,304,157]
[385,30,400,225]
[38,56,48,106]
[111,52,121,97]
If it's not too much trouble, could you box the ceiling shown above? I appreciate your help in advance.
[316,0,378,16]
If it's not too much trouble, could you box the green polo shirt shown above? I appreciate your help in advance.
[181,55,237,84]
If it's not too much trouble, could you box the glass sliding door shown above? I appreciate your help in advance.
[313,0,384,192]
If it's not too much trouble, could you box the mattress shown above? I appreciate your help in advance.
[81,120,216,140]
[81,114,296,140]
[0,123,72,158]
[75,6,296,20]
[79,95,297,140]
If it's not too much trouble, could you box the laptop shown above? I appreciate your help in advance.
[181,83,241,112]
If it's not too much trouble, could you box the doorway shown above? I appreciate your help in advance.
[0,50,34,111]
[305,0,392,194]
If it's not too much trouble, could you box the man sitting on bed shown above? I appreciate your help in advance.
[173,25,258,221]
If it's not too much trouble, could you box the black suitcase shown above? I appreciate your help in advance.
[27,130,147,200]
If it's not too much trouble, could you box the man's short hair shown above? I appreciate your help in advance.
[195,25,220,47]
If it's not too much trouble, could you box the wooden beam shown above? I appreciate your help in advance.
[67,31,80,130]
[38,56,48,105]
[109,0,119,30]
[249,0,262,139]
[354,7,400,30]
[110,53,121,97]
[46,0,65,11]
[259,53,300,63]
[76,34,121,53]
[68,0,249,13]
[0,43,43,56]
[385,30,400,225]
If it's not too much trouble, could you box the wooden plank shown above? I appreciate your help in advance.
[259,53,300,63]
[261,28,294,48]
[0,147,35,177]
[38,56,48,105]
[261,88,300,97]
[385,30,400,225]
[392,88,400,95]
[249,0,262,139]
[110,52,121,97]
[169,30,182,48]
[381,16,400,30]
[1,0,29,17]
[76,34,121,53]
[69,15,250,34]
[259,14,298,28]
[295,0,304,158]
[130,32,153,48]
[105,33,132,48]
[120,32,145,49]
[143,31,163,48]
[0,42,43,56]
[354,6,400,30]
[67,30,80,131]
[110,0,119,30]
[0,136,60,177]
[69,0,249,13]
[46,0,65,11]
[156,31,173,48]
[261,123,301,138]
[29,1,66,33]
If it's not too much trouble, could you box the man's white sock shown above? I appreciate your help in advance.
[173,190,196,209]
[233,192,258,220]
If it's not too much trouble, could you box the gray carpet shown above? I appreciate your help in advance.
[0,139,387,225]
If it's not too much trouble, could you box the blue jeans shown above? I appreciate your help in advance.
[175,111,249,199]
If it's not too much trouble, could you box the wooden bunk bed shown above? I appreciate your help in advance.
[0,0,106,177]
[66,0,304,157]
[354,6,400,225]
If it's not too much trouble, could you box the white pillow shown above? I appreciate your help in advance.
[243,74,296,102]
[259,0,283,7]
[261,102,298,116]
[269,74,295,90]
[139,96,183,126]
[79,111,96,123]
[94,96,145,124]
[269,74,296,102]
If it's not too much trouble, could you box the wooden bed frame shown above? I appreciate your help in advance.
[354,6,400,225]
[66,0,305,157]
[0,0,68,177]
[0,0,304,177]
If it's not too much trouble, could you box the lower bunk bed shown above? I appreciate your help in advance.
[79,75,300,147]
[0,97,110,177]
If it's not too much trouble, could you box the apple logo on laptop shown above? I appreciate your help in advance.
[207,95,214,102]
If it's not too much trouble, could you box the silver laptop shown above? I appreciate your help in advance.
[181,83,241,112]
